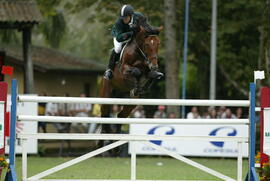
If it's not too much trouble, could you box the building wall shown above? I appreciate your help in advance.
[4,63,101,97]
[34,71,101,97]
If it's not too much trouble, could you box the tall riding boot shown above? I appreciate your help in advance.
[104,50,119,80]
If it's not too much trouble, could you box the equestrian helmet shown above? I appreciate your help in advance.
[120,5,134,17]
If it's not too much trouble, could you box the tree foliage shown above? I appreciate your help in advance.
[2,0,270,103]
[35,0,270,101]
[36,0,67,48]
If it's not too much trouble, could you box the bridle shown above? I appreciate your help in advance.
[134,35,158,70]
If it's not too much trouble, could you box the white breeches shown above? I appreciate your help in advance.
[113,38,124,53]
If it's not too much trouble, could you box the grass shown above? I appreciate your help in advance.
[14,156,248,181]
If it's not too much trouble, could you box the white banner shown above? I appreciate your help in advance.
[5,95,38,154]
[129,124,248,157]
[263,108,270,155]
[0,102,4,149]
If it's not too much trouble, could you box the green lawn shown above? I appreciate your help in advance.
[14,156,249,181]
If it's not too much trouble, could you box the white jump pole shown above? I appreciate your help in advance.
[18,115,249,125]
[18,95,249,107]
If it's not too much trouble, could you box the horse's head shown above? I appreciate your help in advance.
[135,26,163,70]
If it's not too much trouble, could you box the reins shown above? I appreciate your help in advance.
[134,39,151,66]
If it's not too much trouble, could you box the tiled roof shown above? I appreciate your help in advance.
[0,44,106,73]
[0,1,43,23]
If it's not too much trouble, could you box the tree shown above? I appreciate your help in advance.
[216,1,266,99]
[188,0,211,100]
[164,0,180,116]
[257,0,270,91]
[36,0,67,48]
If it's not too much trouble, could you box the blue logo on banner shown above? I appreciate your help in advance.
[148,126,175,145]
[209,127,237,147]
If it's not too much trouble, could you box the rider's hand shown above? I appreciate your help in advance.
[124,31,134,40]
[129,24,139,32]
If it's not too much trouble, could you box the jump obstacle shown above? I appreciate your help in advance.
[1,79,267,181]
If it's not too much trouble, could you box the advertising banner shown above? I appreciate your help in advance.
[263,108,270,155]
[0,102,4,150]
[129,124,248,157]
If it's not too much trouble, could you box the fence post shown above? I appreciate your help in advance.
[6,79,18,181]
[248,83,257,181]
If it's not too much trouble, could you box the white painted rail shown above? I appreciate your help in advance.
[17,115,249,125]
[18,96,250,107]
[255,107,261,111]
[17,133,249,142]
[23,180,223,181]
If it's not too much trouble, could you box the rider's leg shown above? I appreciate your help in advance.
[104,50,117,80]
[103,38,122,80]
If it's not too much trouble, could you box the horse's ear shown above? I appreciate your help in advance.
[150,26,163,36]
[139,25,146,33]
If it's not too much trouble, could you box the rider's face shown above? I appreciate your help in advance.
[123,16,131,24]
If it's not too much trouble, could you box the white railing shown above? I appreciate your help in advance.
[17,95,250,181]
[18,115,249,125]
[18,95,249,107]
[18,133,248,142]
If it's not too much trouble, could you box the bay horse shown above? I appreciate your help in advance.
[100,26,163,140]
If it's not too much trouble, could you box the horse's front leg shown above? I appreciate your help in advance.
[123,65,143,97]
[142,78,156,90]
[124,66,142,79]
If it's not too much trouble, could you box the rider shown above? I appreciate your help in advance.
[103,4,160,80]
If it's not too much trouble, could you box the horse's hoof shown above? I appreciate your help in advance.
[148,71,164,80]
[103,69,113,80]
[156,72,164,79]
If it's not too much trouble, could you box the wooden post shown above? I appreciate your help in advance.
[23,27,34,93]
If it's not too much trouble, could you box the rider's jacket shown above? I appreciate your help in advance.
[111,12,146,42]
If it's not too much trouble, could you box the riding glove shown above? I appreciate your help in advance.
[116,31,133,42]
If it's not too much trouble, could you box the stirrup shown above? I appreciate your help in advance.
[103,69,113,80]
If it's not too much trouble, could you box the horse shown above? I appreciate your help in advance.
[99,26,163,147]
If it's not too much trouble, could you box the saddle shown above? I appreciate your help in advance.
[116,43,128,70]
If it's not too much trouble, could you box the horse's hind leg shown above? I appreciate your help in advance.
[116,105,137,135]
[99,79,113,156]
[100,79,111,114]
[115,105,137,157]
[118,105,137,118]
